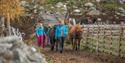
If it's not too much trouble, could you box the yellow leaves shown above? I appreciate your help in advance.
[0,0,25,20]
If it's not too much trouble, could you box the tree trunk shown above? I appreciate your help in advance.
[1,17,5,37]
[7,13,11,36]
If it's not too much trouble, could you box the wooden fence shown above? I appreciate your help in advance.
[81,24,125,58]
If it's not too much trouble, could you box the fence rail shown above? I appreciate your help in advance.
[82,24,125,57]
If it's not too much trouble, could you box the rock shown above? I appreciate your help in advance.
[56,2,64,8]
[0,36,48,63]
[0,44,12,49]
[118,0,125,4]
[87,10,101,15]
[116,7,125,16]
[96,0,101,3]
[0,36,21,44]
[84,2,94,7]
[0,57,3,63]
[13,49,31,63]
[3,50,14,60]
[31,47,37,53]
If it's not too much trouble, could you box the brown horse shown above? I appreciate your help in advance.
[68,23,83,50]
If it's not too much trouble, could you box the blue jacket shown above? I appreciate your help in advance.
[55,24,62,39]
[62,25,69,37]
[35,26,45,36]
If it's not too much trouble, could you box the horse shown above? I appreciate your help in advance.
[68,23,83,50]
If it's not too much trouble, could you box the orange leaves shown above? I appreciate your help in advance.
[0,0,25,20]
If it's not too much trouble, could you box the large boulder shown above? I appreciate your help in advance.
[0,36,48,63]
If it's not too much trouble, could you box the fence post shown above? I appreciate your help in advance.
[96,25,99,54]
[93,25,96,50]
[118,22,124,57]
[86,27,89,48]
[102,25,106,53]
[110,25,113,55]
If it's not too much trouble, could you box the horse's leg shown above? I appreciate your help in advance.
[75,39,78,50]
[77,39,81,50]
[73,38,78,51]
[70,37,73,50]
[72,38,75,50]
[71,38,73,50]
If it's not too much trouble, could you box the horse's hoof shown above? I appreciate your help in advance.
[75,48,78,51]
[60,50,63,53]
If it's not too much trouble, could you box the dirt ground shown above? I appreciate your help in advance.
[42,46,125,63]
[30,36,125,63]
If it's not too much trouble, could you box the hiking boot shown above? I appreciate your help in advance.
[51,47,54,51]
[60,50,63,53]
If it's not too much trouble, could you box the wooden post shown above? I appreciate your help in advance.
[96,25,100,54]
[110,25,113,55]
[118,22,124,57]
[7,13,11,36]
[93,25,96,50]
[0,16,5,37]
[103,25,106,53]
[86,27,90,48]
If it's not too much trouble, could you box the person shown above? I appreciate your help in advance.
[54,20,63,52]
[35,20,46,48]
[47,23,56,50]
[55,20,69,53]
[46,24,52,45]
[60,21,69,52]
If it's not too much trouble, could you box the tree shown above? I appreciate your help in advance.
[0,0,25,35]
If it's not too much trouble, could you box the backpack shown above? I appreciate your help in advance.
[49,28,55,37]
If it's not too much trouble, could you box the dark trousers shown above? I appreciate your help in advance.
[50,36,55,50]
[56,37,65,53]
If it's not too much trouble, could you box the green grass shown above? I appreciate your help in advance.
[100,3,118,11]
[98,2,125,11]
[47,58,54,63]
[81,36,125,56]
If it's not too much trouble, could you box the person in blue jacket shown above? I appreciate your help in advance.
[60,21,69,53]
[54,21,63,52]
[55,20,69,53]
[35,21,46,48]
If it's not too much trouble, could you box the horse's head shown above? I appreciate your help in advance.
[75,24,83,32]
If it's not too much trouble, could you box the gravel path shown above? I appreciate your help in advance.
[42,46,125,63]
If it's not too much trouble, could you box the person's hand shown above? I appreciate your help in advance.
[37,35,39,37]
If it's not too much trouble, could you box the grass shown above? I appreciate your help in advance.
[98,2,125,11]
[100,3,117,10]
[46,57,54,63]
[81,35,125,56]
